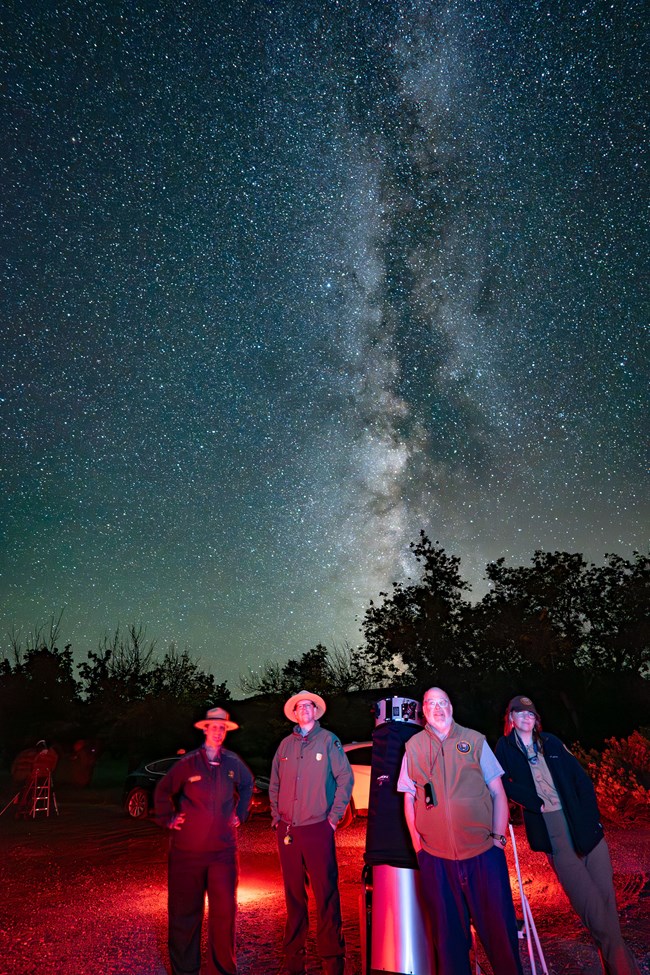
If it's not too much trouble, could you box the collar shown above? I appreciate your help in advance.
[293,719,320,740]
[203,744,223,764]
[425,720,456,744]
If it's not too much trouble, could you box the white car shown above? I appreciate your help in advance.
[341,741,373,826]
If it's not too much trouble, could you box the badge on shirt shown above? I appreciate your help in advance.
[228,769,235,778]
[457,741,471,753]
[316,752,323,761]
[188,775,202,783]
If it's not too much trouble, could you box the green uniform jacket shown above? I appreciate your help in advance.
[269,721,353,828]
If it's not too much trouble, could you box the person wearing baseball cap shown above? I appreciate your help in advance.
[269,690,353,975]
[154,707,254,975]
[496,696,640,975]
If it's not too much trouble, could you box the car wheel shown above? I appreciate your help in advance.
[339,800,355,830]
[125,786,149,818]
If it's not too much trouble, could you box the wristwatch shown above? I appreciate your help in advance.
[490,832,507,847]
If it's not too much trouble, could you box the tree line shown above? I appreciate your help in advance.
[242,535,649,692]
[1,535,648,767]
[0,617,230,767]
[240,535,649,749]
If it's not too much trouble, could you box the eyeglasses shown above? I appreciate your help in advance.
[295,702,315,711]
[424,699,450,709]
[513,711,536,719]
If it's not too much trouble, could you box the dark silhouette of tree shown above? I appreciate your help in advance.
[148,645,229,703]
[79,624,156,704]
[328,642,374,693]
[78,627,231,760]
[473,551,588,673]
[0,613,81,758]
[582,552,650,675]
[77,624,157,752]
[282,645,333,695]
[239,642,372,698]
[239,660,286,697]
[360,532,472,685]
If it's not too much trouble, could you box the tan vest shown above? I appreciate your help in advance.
[405,722,493,860]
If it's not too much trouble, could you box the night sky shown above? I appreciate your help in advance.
[2,1,647,690]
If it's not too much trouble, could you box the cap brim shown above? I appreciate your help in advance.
[194,720,238,731]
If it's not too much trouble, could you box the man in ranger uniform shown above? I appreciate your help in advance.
[397,687,523,975]
[269,689,353,975]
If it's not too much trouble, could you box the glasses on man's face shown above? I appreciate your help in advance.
[514,711,536,719]
[424,699,450,709]
[295,702,315,711]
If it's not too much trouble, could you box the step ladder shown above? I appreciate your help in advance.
[19,768,59,818]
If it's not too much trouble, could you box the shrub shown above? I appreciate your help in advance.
[574,730,650,824]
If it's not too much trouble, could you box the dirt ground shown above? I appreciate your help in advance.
[0,783,648,975]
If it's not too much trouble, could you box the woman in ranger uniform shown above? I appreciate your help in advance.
[496,695,640,975]
[155,707,254,975]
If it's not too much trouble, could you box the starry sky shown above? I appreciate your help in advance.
[1,0,647,691]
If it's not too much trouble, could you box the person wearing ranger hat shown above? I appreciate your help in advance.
[194,706,240,731]
[154,707,254,975]
[269,690,353,975]
[496,695,641,975]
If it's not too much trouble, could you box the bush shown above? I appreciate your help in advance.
[574,730,650,824]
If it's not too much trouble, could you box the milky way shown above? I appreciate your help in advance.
[1,1,647,688]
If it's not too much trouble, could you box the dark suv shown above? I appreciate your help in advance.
[123,755,270,819]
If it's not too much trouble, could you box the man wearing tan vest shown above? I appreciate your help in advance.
[397,687,523,975]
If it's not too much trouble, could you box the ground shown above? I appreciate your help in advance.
[0,783,648,975]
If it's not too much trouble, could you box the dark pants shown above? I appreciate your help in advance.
[168,847,239,975]
[418,845,523,975]
[277,819,345,975]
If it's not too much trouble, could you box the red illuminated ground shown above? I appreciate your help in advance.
[0,785,648,975]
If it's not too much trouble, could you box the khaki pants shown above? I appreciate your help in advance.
[544,810,640,975]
